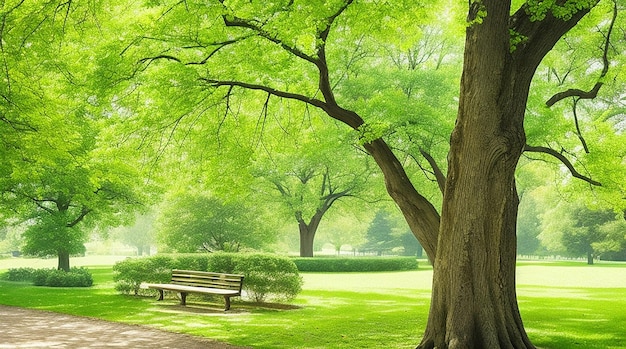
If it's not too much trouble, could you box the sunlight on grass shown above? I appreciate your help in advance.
[1,260,626,348]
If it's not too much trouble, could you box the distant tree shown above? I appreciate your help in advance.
[0,224,22,254]
[113,213,155,256]
[363,210,397,255]
[564,206,617,265]
[516,194,543,256]
[156,190,275,253]
[254,124,377,257]
[400,230,423,257]
[318,211,368,255]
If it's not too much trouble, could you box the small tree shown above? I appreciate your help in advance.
[156,190,275,252]
[113,213,155,256]
[363,210,397,255]
[564,206,616,265]
[21,214,87,270]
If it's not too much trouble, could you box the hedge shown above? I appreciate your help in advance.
[113,252,303,303]
[291,257,419,272]
[3,267,93,287]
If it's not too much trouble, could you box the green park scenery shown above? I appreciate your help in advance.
[2,1,626,349]
[1,258,625,349]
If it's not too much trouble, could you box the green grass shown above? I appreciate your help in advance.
[1,264,625,348]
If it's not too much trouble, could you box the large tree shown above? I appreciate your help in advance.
[108,1,623,347]
[0,1,149,271]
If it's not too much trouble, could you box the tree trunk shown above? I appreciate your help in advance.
[297,210,324,257]
[587,251,594,265]
[418,2,533,347]
[299,225,315,257]
[57,250,70,272]
[410,2,595,347]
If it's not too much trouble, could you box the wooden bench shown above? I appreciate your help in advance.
[143,269,244,310]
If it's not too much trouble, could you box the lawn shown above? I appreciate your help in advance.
[0,259,625,348]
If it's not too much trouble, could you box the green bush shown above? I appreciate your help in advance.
[174,254,210,271]
[3,267,93,287]
[235,253,303,303]
[206,252,240,274]
[3,267,37,282]
[30,268,93,287]
[291,257,419,272]
[113,253,303,303]
[112,256,174,295]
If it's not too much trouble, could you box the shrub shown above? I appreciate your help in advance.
[3,267,38,282]
[174,254,210,271]
[112,256,174,295]
[206,252,240,274]
[235,253,303,303]
[30,268,93,287]
[291,257,419,272]
[113,253,303,303]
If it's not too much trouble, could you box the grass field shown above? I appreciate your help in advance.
[0,257,625,348]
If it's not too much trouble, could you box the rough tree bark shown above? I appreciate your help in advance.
[297,210,323,257]
[58,250,71,272]
[415,2,595,348]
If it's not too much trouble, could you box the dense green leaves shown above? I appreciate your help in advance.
[156,190,275,252]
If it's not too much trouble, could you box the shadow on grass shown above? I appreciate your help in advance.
[521,287,626,349]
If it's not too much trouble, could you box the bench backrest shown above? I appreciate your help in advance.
[171,269,244,294]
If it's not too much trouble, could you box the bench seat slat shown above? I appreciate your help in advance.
[144,283,240,296]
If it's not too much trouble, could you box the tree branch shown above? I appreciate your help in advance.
[67,207,92,227]
[545,0,617,107]
[219,8,318,65]
[201,78,326,108]
[524,144,602,186]
[572,98,590,153]
[419,148,446,194]
[137,54,181,66]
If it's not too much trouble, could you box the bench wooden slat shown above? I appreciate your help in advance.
[143,269,244,310]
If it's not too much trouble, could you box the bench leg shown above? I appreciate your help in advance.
[224,296,231,311]
[157,289,164,301]
[179,292,187,306]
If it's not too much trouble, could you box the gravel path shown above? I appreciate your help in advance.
[0,305,251,349]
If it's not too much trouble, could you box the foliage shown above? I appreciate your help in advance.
[0,1,151,272]
[112,255,176,295]
[537,192,626,263]
[291,257,419,272]
[2,267,37,282]
[252,120,380,257]
[562,206,620,264]
[3,267,93,287]
[113,253,302,302]
[361,210,417,255]
[362,210,397,255]
[156,189,275,253]
[0,0,623,347]
[234,253,303,302]
[110,213,155,256]
[32,268,94,287]
[21,214,87,259]
[516,192,544,256]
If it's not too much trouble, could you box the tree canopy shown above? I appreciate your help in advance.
[0,0,624,348]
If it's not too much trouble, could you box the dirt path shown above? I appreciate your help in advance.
[0,305,251,349]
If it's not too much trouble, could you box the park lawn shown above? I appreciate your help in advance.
[0,265,625,348]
